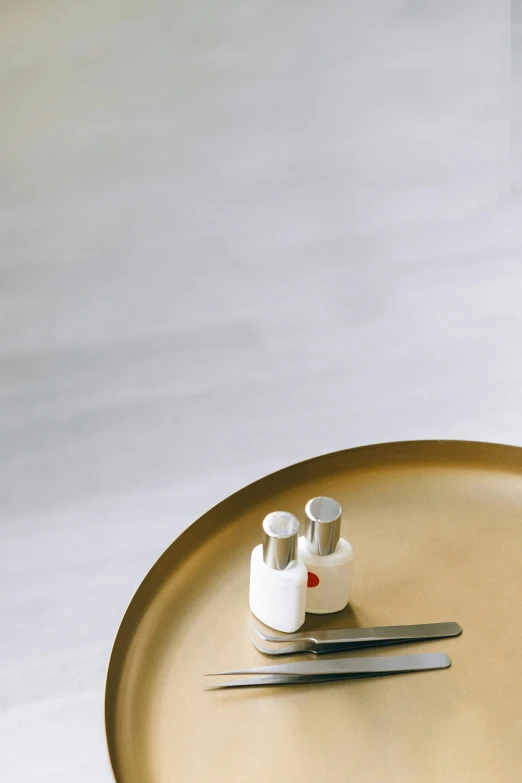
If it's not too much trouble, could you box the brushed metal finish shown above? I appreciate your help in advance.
[206,652,450,689]
[207,651,451,678]
[262,511,299,570]
[304,496,342,555]
[206,674,387,689]
[254,621,462,645]
[106,441,522,783]
[252,637,346,656]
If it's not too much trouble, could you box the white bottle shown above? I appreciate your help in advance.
[249,511,308,633]
[298,496,353,614]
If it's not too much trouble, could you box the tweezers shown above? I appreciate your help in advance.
[205,651,450,688]
[252,621,461,655]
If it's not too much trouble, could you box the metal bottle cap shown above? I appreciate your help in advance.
[262,511,299,570]
[305,496,342,555]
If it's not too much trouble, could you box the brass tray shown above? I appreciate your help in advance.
[105,440,522,782]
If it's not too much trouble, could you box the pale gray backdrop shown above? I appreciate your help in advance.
[1,1,521,780]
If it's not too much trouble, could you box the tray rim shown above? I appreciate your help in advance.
[104,438,522,782]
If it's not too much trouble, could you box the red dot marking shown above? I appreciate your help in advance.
[307,572,320,588]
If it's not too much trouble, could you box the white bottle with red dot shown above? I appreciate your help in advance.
[298,497,353,614]
[249,511,307,633]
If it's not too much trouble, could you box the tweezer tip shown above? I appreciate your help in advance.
[251,624,272,641]
[251,624,288,642]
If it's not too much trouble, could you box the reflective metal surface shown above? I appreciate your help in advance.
[205,674,388,689]
[254,621,462,645]
[206,651,450,689]
[207,651,451,678]
[105,440,522,782]
[252,621,462,654]
[262,511,299,570]
[304,496,342,555]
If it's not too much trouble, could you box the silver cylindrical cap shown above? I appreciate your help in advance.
[305,496,342,555]
[262,511,299,570]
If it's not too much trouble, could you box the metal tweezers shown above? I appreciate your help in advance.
[205,651,451,688]
[252,621,462,655]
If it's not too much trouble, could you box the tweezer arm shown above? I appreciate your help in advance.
[208,651,450,677]
[256,621,461,646]
[206,674,375,689]
[206,652,451,687]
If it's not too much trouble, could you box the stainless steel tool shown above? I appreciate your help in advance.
[205,651,451,688]
[252,621,461,655]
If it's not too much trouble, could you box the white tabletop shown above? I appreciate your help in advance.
[1,1,521,781]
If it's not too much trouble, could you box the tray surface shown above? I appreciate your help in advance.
[106,441,522,782]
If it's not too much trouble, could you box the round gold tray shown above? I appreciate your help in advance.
[105,441,522,782]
